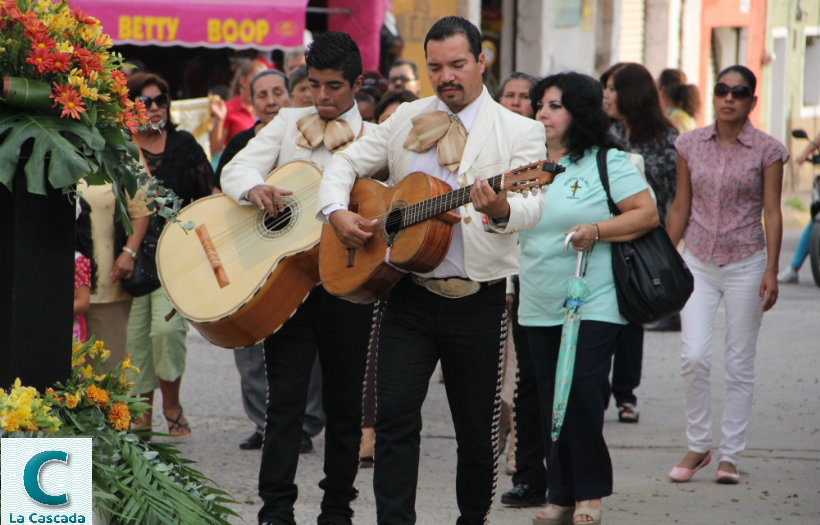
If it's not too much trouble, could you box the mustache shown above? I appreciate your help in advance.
[437,82,463,94]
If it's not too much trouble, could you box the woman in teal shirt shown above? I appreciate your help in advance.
[519,72,658,525]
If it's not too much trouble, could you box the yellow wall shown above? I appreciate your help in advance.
[392,0,461,98]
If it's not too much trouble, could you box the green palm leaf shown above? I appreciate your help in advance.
[0,107,106,194]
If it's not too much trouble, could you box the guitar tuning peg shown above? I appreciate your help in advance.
[531,188,539,196]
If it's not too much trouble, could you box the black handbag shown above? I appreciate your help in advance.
[596,148,694,324]
[114,213,164,297]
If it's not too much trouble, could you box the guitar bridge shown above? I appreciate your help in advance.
[195,224,230,288]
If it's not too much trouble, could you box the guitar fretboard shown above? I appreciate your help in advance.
[399,174,503,228]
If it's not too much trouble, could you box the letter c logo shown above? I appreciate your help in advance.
[23,451,69,506]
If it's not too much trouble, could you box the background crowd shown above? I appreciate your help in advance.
[69,16,801,525]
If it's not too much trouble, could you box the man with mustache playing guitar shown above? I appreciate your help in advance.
[221,32,375,525]
[318,17,548,525]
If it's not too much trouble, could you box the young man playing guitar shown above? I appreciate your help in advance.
[221,33,375,525]
[317,17,547,525]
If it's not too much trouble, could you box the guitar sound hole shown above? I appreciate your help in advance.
[263,207,292,232]
[384,208,403,236]
[256,197,298,239]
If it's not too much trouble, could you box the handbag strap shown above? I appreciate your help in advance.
[596,147,621,217]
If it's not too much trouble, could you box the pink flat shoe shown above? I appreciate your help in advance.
[668,451,711,482]
[715,469,740,484]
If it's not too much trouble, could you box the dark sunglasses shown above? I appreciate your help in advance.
[713,83,752,99]
[137,93,170,109]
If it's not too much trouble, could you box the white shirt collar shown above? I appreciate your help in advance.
[435,86,487,133]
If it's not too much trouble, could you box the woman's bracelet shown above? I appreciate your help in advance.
[122,246,137,260]
[592,222,600,242]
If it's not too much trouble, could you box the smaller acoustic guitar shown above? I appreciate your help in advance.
[319,160,564,303]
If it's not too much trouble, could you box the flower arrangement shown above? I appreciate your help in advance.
[0,339,237,525]
[0,0,184,232]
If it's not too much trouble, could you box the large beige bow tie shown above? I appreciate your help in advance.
[295,113,356,153]
[402,110,467,172]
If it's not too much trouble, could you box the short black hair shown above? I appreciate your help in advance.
[390,59,419,80]
[717,64,757,95]
[424,16,481,61]
[531,72,621,163]
[305,31,362,87]
[250,69,290,98]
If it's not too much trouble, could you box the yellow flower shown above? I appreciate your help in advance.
[94,340,105,351]
[33,0,53,14]
[72,342,83,355]
[79,84,100,101]
[121,354,140,374]
[118,373,127,385]
[81,364,93,379]
[85,384,109,407]
[101,349,111,360]
[1,409,23,433]
[55,40,74,54]
[108,403,130,431]
[65,394,79,409]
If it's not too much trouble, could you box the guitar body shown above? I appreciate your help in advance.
[320,171,459,303]
[157,160,322,348]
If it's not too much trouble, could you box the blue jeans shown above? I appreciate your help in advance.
[792,222,812,269]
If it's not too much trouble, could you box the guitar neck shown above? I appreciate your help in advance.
[400,174,503,229]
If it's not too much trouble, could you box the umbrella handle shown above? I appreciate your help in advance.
[563,233,586,278]
[563,232,576,251]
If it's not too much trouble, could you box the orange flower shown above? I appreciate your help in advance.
[71,6,98,26]
[50,82,85,120]
[73,47,103,74]
[85,384,109,407]
[30,33,56,52]
[48,51,72,73]
[108,402,130,431]
[26,47,52,73]
[65,394,79,408]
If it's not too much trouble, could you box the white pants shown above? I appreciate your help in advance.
[679,250,766,466]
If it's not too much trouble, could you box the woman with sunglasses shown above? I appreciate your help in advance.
[125,72,215,438]
[666,65,788,484]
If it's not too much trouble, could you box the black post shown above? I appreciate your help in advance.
[0,164,74,391]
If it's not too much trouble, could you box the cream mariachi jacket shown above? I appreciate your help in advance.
[220,105,374,204]
[317,87,547,283]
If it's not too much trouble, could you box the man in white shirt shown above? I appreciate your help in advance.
[317,17,547,525]
[221,32,375,525]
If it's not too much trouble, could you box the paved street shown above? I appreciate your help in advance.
[145,226,820,525]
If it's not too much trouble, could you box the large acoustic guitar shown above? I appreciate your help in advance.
[157,160,323,349]
[319,160,564,303]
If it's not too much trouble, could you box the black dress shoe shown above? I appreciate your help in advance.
[300,432,313,453]
[500,483,547,507]
[239,431,264,450]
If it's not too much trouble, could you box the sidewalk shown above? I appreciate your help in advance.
[152,226,819,525]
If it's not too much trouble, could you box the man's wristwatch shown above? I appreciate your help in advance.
[122,246,137,260]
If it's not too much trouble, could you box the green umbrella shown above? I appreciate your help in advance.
[551,234,591,442]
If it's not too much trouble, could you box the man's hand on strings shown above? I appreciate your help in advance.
[247,184,293,217]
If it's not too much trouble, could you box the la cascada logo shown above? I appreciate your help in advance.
[1,438,92,525]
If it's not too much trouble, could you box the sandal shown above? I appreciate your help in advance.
[533,505,573,525]
[573,500,602,524]
[617,403,639,423]
[164,406,191,438]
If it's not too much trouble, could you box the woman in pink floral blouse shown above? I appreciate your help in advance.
[666,65,788,484]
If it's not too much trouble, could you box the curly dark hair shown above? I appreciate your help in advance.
[600,62,673,145]
[530,72,621,163]
[305,31,362,87]
[75,196,97,294]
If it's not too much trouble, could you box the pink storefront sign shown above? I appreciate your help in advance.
[72,0,308,48]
